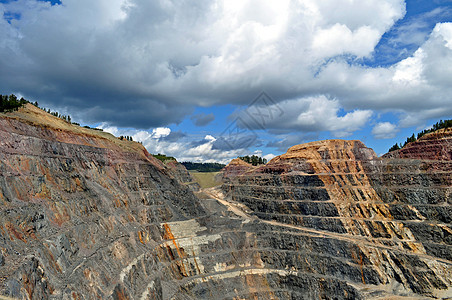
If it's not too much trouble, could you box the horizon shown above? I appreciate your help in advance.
[1,0,452,163]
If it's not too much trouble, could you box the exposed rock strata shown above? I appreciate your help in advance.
[163,160,200,192]
[217,158,254,180]
[0,105,210,299]
[0,105,450,299]
[384,128,452,161]
[222,136,452,299]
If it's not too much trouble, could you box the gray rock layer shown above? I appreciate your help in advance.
[222,138,452,299]
[0,108,451,299]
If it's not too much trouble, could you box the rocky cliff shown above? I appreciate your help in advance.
[222,134,452,299]
[215,158,255,183]
[162,160,200,192]
[0,104,216,299]
[0,105,450,299]
[384,128,452,161]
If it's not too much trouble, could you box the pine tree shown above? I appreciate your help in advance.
[388,143,400,152]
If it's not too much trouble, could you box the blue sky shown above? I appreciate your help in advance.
[1,0,451,162]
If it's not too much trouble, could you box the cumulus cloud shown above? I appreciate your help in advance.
[0,0,404,124]
[0,0,451,134]
[372,122,398,139]
[99,125,253,164]
[238,96,373,137]
[151,127,171,139]
[263,153,276,162]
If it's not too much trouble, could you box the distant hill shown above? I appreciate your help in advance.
[181,162,225,172]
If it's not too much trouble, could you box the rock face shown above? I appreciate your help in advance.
[0,105,213,299]
[222,137,452,299]
[384,128,452,161]
[0,105,450,299]
[163,160,200,192]
[215,158,254,182]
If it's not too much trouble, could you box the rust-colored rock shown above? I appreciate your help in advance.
[0,105,450,299]
[384,128,452,161]
[217,158,255,181]
[222,138,452,299]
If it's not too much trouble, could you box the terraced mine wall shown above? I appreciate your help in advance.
[0,105,213,299]
[0,104,450,299]
[0,105,369,299]
[222,136,452,299]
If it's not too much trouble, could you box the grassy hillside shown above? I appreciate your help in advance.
[189,171,222,189]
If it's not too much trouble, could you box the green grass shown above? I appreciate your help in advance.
[189,171,222,189]
[152,154,176,162]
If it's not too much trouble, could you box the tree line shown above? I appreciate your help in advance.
[119,136,133,141]
[47,109,72,123]
[38,105,76,126]
[181,162,225,172]
[389,119,452,152]
[0,94,28,112]
[238,155,267,166]
[1,93,75,123]
[1,93,109,133]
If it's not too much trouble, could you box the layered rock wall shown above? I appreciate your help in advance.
[0,105,450,299]
[0,105,211,298]
[163,160,200,191]
[223,138,452,298]
[1,105,355,299]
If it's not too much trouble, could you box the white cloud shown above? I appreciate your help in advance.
[238,95,373,137]
[204,135,216,142]
[313,22,452,124]
[100,125,253,164]
[372,122,398,139]
[312,24,380,58]
[392,48,425,84]
[263,153,275,162]
[0,0,406,126]
[436,22,452,50]
[151,127,171,138]
[0,0,450,133]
